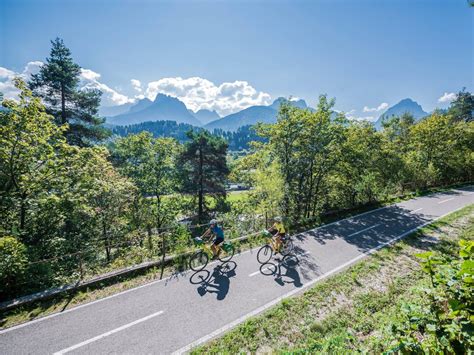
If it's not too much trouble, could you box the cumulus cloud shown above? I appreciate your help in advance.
[79,68,133,106]
[438,92,457,103]
[0,61,43,99]
[131,79,142,93]
[363,102,389,112]
[143,76,271,116]
[0,63,133,106]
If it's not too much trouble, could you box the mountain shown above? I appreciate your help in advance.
[99,103,134,117]
[189,109,220,125]
[374,98,428,130]
[128,98,153,113]
[205,97,311,131]
[108,94,201,126]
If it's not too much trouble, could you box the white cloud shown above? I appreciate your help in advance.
[438,92,457,103]
[0,63,132,106]
[79,68,133,106]
[131,79,142,93]
[144,76,271,116]
[363,102,389,112]
[2,62,270,114]
[0,61,43,99]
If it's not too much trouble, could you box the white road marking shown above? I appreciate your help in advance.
[173,206,467,354]
[348,224,380,237]
[0,187,470,335]
[52,310,164,355]
[438,197,454,204]
[410,208,423,214]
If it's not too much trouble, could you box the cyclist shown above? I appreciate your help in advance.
[268,216,286,252]
[201,219,225,259]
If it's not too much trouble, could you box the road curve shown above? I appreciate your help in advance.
[1,187,473,354]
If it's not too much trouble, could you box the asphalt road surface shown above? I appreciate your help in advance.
[1,187,473,354]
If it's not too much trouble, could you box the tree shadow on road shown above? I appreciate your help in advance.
[190,262,237,301]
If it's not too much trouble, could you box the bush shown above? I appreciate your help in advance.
[390,239,474,353]
[0,236,28,299]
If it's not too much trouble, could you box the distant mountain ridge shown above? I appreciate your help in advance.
[204,97,313,131]
[374,98,428,130]
[189,109,220,125]
[108,94,201,126]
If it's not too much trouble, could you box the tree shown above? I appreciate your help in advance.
[448,89,473,122]
[0,78,68,238]
[112,132,179,276]
[179,130,229,221]
[260,96,346,223]
[29,38,109,146]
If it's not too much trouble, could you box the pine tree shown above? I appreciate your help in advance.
[29,38,109,146]
[179,130,229,220]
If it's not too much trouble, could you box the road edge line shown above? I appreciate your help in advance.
[172,205,468,354]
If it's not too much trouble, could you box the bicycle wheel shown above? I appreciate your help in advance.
[218,243,234,263]
[189,251,208,271]
[281,239,294,256]
[257,245,273,264]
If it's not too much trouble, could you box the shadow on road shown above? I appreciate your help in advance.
[190,262,237,300]
[258,250,319,287]
[292,189,470,253]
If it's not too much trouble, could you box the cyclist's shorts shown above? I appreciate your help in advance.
[213,236,224,245]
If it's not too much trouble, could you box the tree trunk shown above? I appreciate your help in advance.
[198,146,204,220]
[19,191,27,233]
[61,82,66,125]
[103,218,110,262]
[159,232,166,279]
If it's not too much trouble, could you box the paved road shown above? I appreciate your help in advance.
[1,187,473,354]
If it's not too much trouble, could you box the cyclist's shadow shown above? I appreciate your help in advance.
[190,262,237,300]
[260,254,303,288]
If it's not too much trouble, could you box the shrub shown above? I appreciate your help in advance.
[0,236,28,299]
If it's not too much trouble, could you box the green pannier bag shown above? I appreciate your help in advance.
[222,242,233,252]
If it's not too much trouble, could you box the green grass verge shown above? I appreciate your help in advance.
[191,204,474,354]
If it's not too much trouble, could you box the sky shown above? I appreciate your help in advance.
[0,0,473,119]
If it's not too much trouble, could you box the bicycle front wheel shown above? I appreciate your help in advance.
[189,251,208,271]
[257,245,273,264]
[218,243,234,263]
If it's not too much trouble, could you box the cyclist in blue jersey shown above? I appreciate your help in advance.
[201,219,225,259]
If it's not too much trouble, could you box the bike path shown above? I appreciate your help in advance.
[0,187,472,354]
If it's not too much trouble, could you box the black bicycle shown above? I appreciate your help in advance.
[189,237,235,271]
[257,230,294,264]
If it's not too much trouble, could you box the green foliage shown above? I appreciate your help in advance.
[29,38,109,146]
[448,88,474,123]
[179,130,229,220]
[391,240,474,353]
[0,236,28,298]
[260,95,347,223]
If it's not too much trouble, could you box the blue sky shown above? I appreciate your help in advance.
[0,0,472,118]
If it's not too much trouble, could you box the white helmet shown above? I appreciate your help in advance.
[275,216,282,222]
[210,219,218,225]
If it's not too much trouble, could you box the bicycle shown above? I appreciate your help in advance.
[189,236,235,272]
[257,229,294,264]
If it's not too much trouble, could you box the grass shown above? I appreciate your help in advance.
[0,185,469,331]
[191,204,474,354]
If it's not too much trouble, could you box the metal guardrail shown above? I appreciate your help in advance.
[0,231,261,312]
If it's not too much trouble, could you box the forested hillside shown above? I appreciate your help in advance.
[111,121,265,151]
[1,39,473,310]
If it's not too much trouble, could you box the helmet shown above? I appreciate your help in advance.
[210,219,218,225]
[275,216,282,222]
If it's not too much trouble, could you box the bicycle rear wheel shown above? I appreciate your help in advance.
[257,245,273,264]
[218,243,234,263]
[189,251,208,271]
